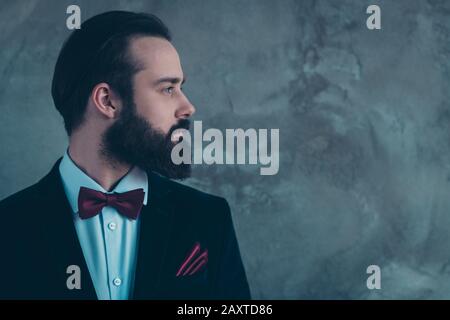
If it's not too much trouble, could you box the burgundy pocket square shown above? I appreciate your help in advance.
[176,242,208,277]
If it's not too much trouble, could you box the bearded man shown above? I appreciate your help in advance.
[0,11,250,300]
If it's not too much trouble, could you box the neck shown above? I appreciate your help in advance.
[68,129,131,192]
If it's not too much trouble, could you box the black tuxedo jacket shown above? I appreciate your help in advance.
[0,158,251,299]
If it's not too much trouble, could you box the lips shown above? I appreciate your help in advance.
[171,129,185,143]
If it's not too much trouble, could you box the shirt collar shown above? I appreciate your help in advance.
[58,150,148,214]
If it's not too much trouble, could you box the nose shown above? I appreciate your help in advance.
[175,94,196,119]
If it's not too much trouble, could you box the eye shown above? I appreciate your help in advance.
[163,86,175,95]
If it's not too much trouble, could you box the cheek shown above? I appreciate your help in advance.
[134,93,176,133]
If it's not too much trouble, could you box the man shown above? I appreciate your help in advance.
[0,11,250,300]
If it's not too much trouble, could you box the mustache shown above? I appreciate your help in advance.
[168,119,191,138]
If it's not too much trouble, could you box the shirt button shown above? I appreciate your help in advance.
[113,277,122,286]
[108,222,117,231]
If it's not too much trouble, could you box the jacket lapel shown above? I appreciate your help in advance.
[40,158,97,299]
[132,172,176,299]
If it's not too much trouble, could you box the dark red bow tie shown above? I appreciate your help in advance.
[77,186,145,220]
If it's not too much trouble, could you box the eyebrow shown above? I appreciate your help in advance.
[153,76,186,86]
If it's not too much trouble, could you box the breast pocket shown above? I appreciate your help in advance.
[170,267,211,299]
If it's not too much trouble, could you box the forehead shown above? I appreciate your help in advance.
[129,36,183,78]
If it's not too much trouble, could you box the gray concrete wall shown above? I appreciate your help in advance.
[1,0,450,299]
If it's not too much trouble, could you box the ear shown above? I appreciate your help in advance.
[90,83,122,119]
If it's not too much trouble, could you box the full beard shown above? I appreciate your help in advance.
[100,101,191,180]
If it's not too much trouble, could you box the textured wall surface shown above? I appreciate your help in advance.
[2,0,450,299]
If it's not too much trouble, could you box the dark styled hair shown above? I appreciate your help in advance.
[51,11,171,135]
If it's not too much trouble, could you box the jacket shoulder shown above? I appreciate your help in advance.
[0,159,60,215]
[149,172,231,214]
[148,174,236,254]
[0,181,42,213]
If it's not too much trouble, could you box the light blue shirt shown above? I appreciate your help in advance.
[59,150,148,300]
